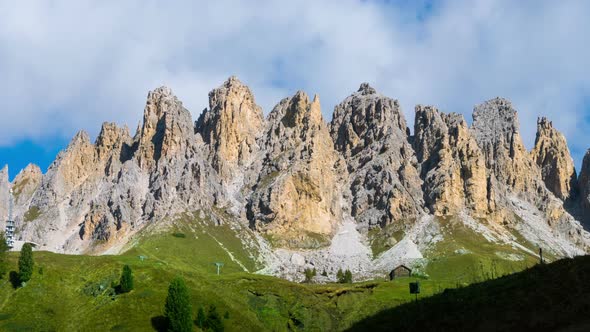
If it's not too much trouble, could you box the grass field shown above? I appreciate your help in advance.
[0,214,566,331]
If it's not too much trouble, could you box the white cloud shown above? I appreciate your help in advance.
[0,0,589,165]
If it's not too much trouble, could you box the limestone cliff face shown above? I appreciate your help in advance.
[472,98,540,195]
[196,76,265,184]
[137,86,195,170]
[414,106,488,216]
[12,164,42,209]
[15,86,221,253]
[247,91,345,248]
[470,98,589,255]
[1,78,588,258]
[0,166,8,229]
[578,150,590,217]
[531,117,576,201]
[330,83,424,227]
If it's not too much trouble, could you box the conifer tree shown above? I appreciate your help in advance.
[119,265,134,293]
[205,305,224,332]
[196,306,206,329]
[0,232,9,278]
[344,269,353,283]
[337,268,344,283]
[18,243,34,283]
[164,277,192,332]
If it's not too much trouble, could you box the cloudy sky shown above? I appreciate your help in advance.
[1,0,589,178]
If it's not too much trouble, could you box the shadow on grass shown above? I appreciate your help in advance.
[8,272,19,289]
[150,316,167,332]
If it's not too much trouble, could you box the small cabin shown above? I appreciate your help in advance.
[389,265,412,280]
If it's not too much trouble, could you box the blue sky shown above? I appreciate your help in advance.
[1,0,589,180]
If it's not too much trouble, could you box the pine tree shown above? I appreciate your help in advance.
[196,306,206,329]
[119,265,134,293]
[304,268,317,283]
[336,268,344,283]
[0,232,9,278]
[205,305,224,332]
[344,269,353,283]
[164,277,192,332]
[18,243,34,283]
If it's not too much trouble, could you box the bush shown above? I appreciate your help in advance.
[321,269,328,277]
[304,268,317,283]
[18,243,34,283]
[119,265,134,293]
[165,276,192,332]
[172,233,186,238]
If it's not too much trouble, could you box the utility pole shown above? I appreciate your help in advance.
[214,262,224,275]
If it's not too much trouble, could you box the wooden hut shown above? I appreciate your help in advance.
[389,265,412,280]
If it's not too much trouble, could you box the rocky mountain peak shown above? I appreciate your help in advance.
[578,150,590,218]
[531,117,576,200]
[12,164,42,204]
[279,91,320,129]
[0,165,8,225]
[471,97,538,193]
[14,163,42,180]
[330,85,424,227]
[137,86,194,169]
[70,130,92,147]
[330,83,405,159]
[196,76,264,182]
[357,82,377,95]
[248,90,345,248]
[414,105,489,216]
[96,122,132,161]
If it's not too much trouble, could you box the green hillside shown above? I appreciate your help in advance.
[0,213,575,331]
[347,255,590,331]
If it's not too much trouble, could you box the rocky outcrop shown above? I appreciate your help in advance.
[196,76,265,184]
[531,117,576,201]
[330,83,424,227]
[12,164,42,208]
[578,150,590,218]
[472,98,540,195]
[0,78,588,259]
[137,86,195,169]
[0,165,9,229]
[414,106,488,216]
[248,91,345,248]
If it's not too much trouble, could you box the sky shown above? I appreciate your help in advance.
[0,0,589,180]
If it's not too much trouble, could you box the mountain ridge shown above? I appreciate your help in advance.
[1,76,589,281]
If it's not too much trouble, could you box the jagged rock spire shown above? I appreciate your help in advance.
[330,84,424,227]
[531,117,576,200]
[248,89,345,248]
[472,97,539,193]
[137,86,194,169]
[414,105,489,216]
[196,76,264,182]
[578,150,590,215]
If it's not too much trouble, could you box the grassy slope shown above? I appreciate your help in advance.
[0,214,566,331]
[0,216,455,332]
[423,217,540,283]
[347,255,590,332]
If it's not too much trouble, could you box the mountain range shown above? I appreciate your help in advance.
[1,76,589,281]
